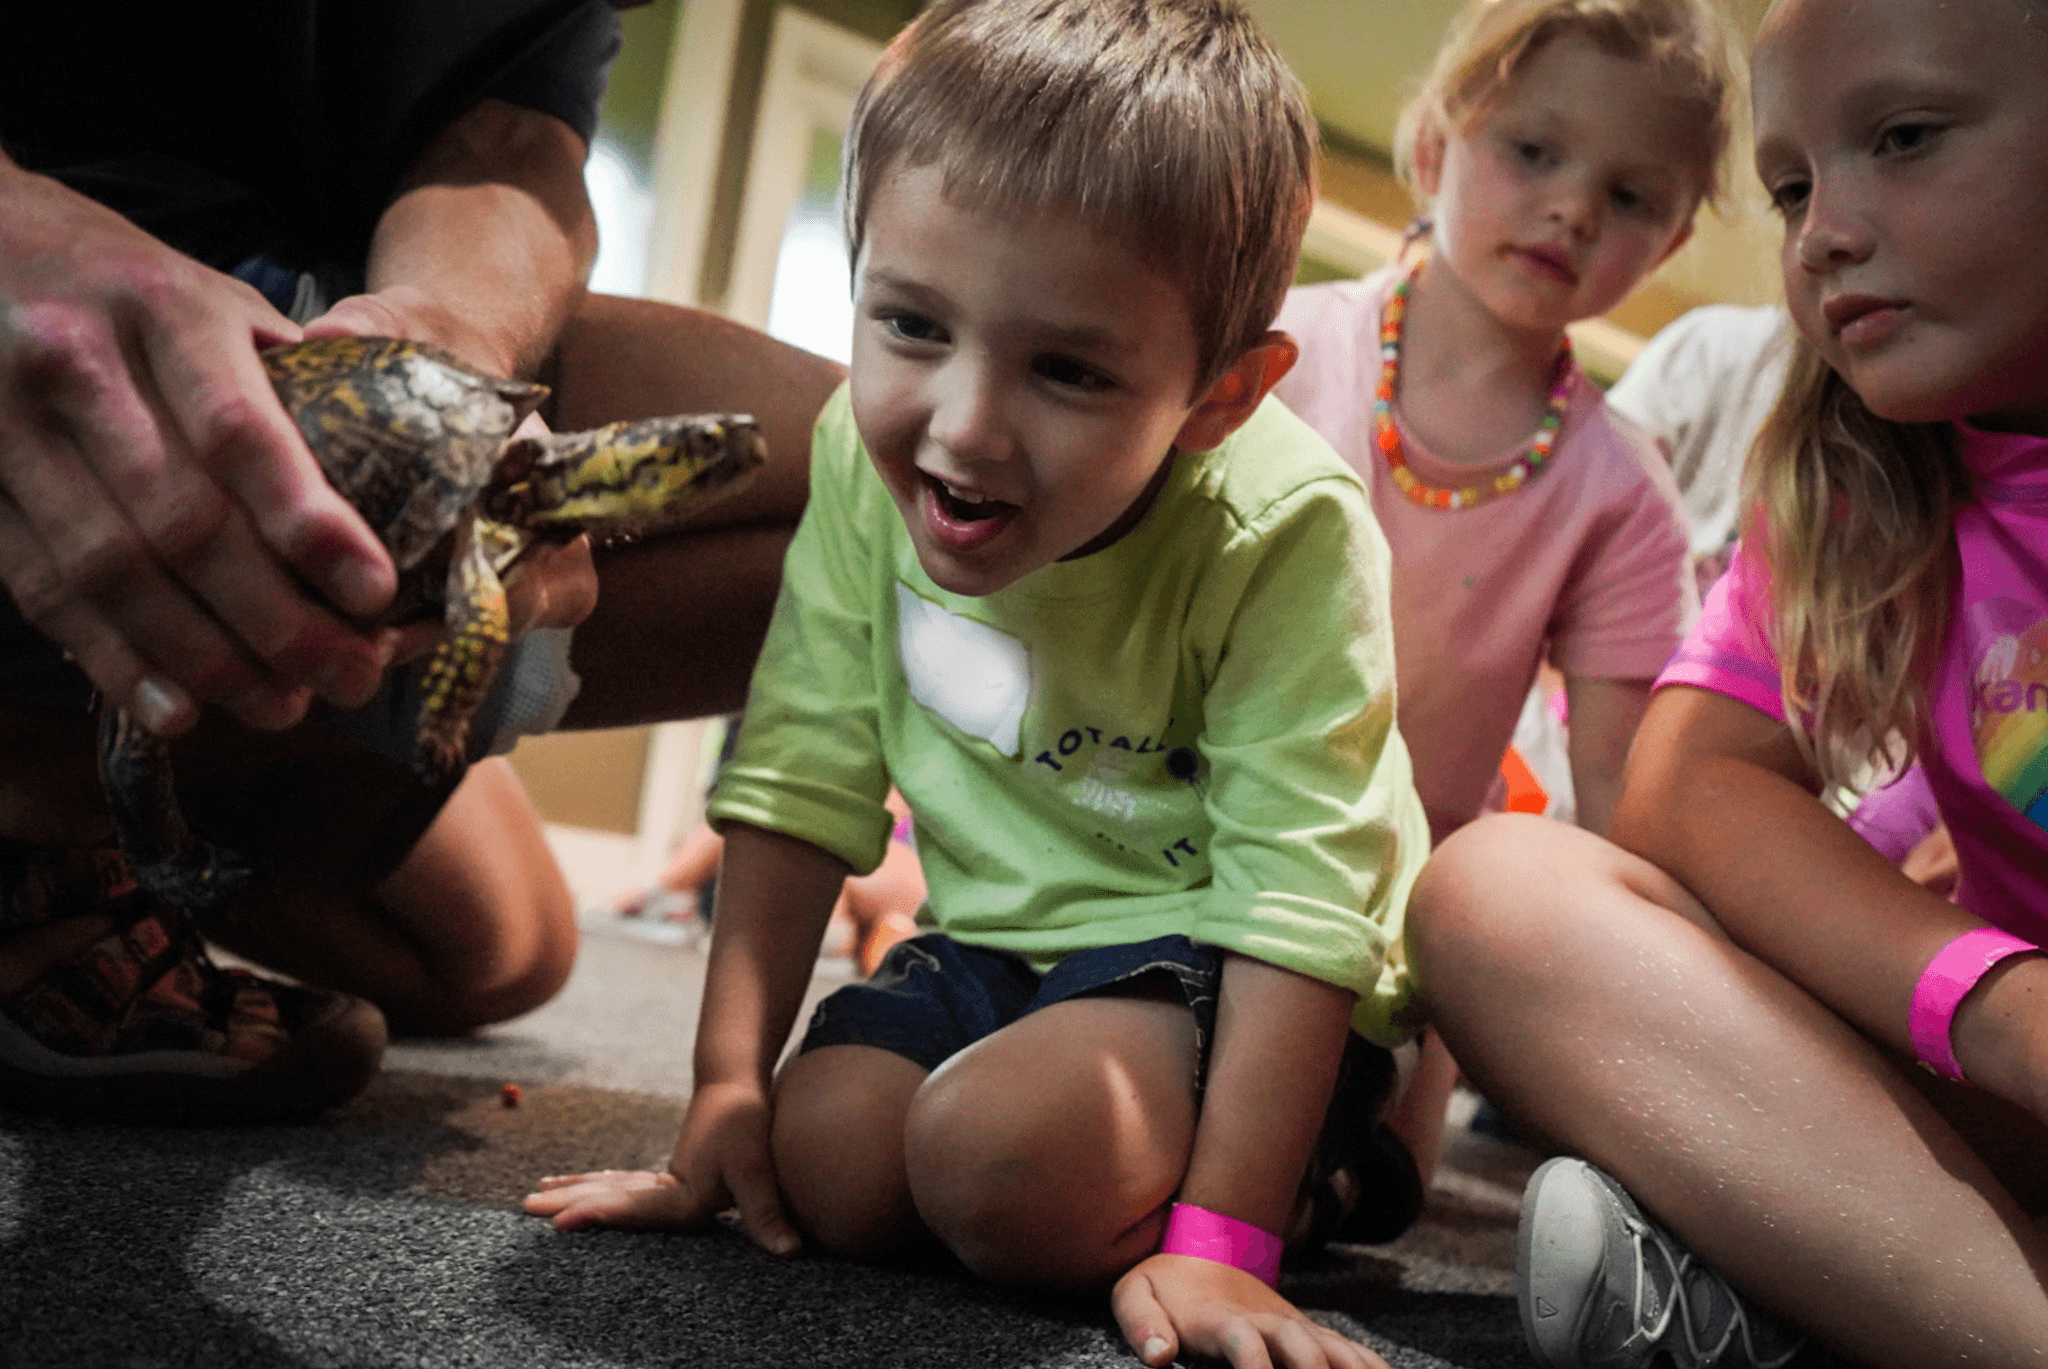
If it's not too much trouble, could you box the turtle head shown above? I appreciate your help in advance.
[486,413,767,540]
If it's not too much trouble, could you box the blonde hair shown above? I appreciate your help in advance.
[842,0,1316,396]
[1747,339,1971,789]
[1394,0,1739,210]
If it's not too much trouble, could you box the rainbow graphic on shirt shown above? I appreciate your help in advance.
[1968,598,2048,830]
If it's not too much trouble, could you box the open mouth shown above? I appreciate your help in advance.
[925,473,1017,523]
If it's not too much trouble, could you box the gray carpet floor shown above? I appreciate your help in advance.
[0,922,1548,1368]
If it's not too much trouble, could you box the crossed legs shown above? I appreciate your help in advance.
[1409,813,2048,1369]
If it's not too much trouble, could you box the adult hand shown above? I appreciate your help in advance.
[0,156,394,736]
[306,280,600,664]
[525,1080,801,1257]
[1113,1254,1388,1369]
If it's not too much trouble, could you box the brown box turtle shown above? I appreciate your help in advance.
[99,334,767,909]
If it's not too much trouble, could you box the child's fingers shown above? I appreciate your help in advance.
[1108,1269,1178,1367]
[542,1176,706,1231]
[521,1171,685,1226]
[1252,1317,1332,1369]
[1311,1323,1389,1369]
[725,1156,802,1258]
[531,1169,644,1192]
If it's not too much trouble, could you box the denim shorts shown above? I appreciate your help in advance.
[799,932,1224,1079]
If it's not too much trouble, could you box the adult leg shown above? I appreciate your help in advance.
[545,295,843,729]
[203,757,576,1034]
[1409,813,2048,1369]
[903,992,1201,1286]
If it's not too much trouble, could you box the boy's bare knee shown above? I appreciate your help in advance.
[904,1051,1171,1287]
[906,1103,1113,1284]
[771,1047,923,1258]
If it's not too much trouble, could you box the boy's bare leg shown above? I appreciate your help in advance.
[771,1044,930,1257]
[1409,813,2048,1369]
[906,993,1201,1286]
[1384,1026,1458,1187]
[204,757,577,1034]
[768,993,1198,1282]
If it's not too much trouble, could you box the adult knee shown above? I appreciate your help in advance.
[393,886,579,1033]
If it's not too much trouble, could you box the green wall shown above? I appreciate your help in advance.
[595,0,917,181]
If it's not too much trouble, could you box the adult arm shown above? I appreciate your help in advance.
[1562,673,1652,837]
[0,149,394,735]
[1614,685,2048,1120]
[312,97,606,651]
[305,98,596,382]
[1112,957,1385,1369]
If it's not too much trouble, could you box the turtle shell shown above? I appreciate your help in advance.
[263,336,547,573]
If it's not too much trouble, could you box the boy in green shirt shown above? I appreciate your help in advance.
[530,2,1428,1363]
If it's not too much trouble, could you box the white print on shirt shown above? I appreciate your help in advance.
[1075,774,1138,823]
[1032,718,1209,870]
[1965,595,2048,832]
[896,585,1032,756]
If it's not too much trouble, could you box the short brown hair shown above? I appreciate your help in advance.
[843,0,1316,395]
[1395,0,1738,211]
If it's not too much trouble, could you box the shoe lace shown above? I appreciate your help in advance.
[1620,1211,1683,1353]
[1625,1213,1801,1369]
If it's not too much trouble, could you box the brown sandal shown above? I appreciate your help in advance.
[0,888,386,1125]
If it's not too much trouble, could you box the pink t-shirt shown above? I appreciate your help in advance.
[1277,269,1694,844]
[1659,422,2048,934]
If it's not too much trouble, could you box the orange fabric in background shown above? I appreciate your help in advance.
[1498,746,1549,816]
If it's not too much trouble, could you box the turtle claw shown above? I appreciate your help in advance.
[412,728,469,784]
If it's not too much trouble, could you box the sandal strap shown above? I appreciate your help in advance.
[6,903,206,1057]
[0,840,138,934]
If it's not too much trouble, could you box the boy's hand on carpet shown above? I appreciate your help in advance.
[524,1169,703,1229]
[1111,1253,1387,1369]
[523,1082,800,1256]
[666,1079,801,1256]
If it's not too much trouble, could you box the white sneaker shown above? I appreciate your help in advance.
[1519,1157,1805,1369]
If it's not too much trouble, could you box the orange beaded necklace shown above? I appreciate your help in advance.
[1375,259,1574,511]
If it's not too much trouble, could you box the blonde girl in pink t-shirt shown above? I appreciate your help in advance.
[1350,0,1734,837]
[1410,2,2048,1366]
[1282,0,1736,1205]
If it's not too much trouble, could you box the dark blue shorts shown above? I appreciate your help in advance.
[799,932,1224,1079]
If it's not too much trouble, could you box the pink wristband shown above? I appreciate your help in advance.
[1159,1202,1283,1287]
[1909,927,2039,1082]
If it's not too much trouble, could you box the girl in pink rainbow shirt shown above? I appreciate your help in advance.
[1410,1,2048,1366]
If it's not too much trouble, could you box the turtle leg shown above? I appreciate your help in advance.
[415,517,517,778]
[95,707,253,909]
